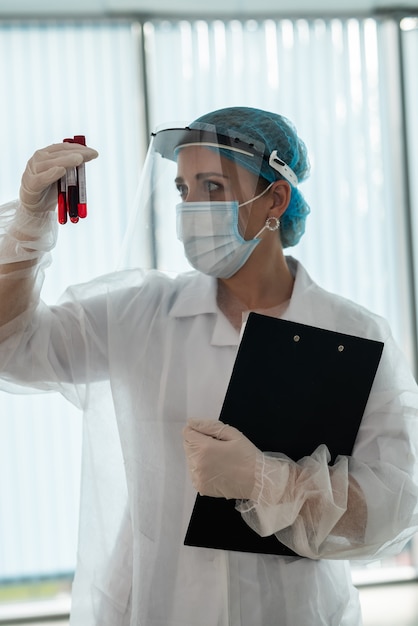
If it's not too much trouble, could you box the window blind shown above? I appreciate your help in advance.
[0,13,417,585]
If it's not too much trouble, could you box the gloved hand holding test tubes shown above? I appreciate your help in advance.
[57,135,88,224]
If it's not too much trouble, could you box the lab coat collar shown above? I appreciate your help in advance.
[168,271,239,346]
[281,256,316,324]
[168,257,328,346]
[282,257,338,331]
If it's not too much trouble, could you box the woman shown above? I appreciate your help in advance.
[0,107,417,625]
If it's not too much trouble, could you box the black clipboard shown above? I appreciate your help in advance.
[184,313,384,557]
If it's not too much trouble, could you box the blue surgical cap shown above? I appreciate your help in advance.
[192,107,311,247]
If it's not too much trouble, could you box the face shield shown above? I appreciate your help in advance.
[118,122,270,277]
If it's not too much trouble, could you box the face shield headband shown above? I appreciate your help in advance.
[151,125,299,188]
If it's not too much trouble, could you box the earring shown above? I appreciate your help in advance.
[265,216,280,231]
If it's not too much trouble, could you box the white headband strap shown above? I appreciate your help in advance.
[269,150,298,186]
[175,142,298,186]
[175,142,255,158]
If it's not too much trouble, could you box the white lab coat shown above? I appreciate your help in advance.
[1,255,418,626]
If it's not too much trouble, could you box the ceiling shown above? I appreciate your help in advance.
[0,0,417,17]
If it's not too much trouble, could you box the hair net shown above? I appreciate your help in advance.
[192,107,311,247]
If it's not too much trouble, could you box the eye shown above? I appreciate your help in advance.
[204,180,223,195]
[176,183,188,200]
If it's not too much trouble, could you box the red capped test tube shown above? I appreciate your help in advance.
[57,134,88,224]
[73,135,87,219]
[63,137,79,223]
[57,174,67,224]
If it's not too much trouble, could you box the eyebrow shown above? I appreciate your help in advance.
[174,172,230,183]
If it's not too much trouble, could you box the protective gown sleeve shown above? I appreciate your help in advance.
[236,325,418,561]
[0,200,109,406]
[0,200,57,340]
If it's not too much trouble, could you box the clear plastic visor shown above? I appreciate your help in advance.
[118,123,266,274]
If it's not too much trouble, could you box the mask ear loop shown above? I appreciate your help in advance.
[238,182,280,239]
[254,216,280,239]
[238,182,274,209]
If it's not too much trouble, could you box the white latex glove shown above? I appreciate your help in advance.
[20,143,98,213]
[183,419,260,500]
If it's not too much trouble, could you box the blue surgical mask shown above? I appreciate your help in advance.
[176,184,274,278]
